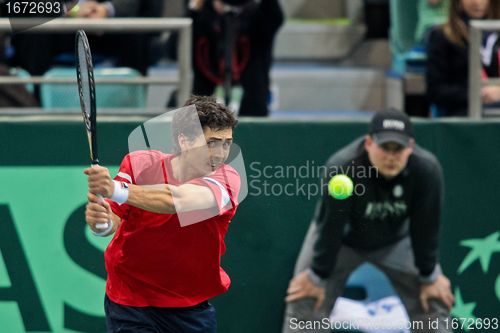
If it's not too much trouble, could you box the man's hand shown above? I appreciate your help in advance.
[85,192,112,231]
[481,86,500,104]
[285,270,325,311]
[76,1,109,18]
[420,274,455,312]
[84,165,114,198]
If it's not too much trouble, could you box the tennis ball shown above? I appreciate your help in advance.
[328,174,353,200]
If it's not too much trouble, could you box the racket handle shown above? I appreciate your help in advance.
[94,194,110,230]
[95,200,109,230]
[95,222,110,229]
[90,164,109,230]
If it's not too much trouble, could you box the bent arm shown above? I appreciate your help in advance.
[126,183,216,214]
[410,162,444,283]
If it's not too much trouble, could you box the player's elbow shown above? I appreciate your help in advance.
[169,191,190,213]
[157,194,177,214]
[172,185,217,213]
[149,186,177,214]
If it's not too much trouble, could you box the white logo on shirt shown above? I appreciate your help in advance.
[364,201,407,220]
[393,185,403,198]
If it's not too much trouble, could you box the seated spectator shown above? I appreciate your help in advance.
[426,0,500,117]
[0,21,38,107]
[10,0,163,78]
[188,0,283,117]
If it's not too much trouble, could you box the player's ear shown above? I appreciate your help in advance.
[364,135,373,149]
[178,133,189,151]
[407,138,416,151]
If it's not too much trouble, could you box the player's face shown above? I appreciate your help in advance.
[179,127,233,175]
[460,0,490,19]
[364,136,414,179]
[203,127,233,171]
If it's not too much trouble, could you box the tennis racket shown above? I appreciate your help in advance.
[76,30,108,230]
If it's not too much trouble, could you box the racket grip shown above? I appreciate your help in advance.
[94,194,109,230]
[90,164,109,230]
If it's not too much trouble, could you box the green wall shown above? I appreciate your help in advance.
[0,119,499,332]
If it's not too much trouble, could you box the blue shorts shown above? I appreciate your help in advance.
[104,295,217,333]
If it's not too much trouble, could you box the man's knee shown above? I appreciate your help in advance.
[406,299,452,333]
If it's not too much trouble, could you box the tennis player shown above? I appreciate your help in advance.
[84,96,240,332]
[283,110,454,333]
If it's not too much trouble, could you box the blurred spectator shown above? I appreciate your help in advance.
[0,33,38,107]
[416,0,449,45]
[390,0,448,74]
[0,34,4,65]
[364,0,390,39]
[188,0,283,117]
[10,0,163,77]
[426,0,500,117]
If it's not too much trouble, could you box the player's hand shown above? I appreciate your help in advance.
[481,86,500,104]
[285,270,325,311]
[420,274,455,312]
[85,192,112,230]
[76,1,109,18]
[84,165,114,198]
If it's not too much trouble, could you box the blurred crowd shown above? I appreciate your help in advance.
[391,0,500,117]
[0,0,284,116]
[1,0,500,117]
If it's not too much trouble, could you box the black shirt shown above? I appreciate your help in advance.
[311,138,444,280]
[426,26,469,117]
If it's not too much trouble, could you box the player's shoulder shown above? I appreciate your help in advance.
[222,163,239,176]
[325,137,365,169]
[125,150,168,160]
[210,164,241,184]
[120,150,171,174]
[122,150,170,165]
[203,164,242,200]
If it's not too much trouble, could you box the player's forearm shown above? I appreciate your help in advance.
[115,181,215,214]
[126,184,177,214]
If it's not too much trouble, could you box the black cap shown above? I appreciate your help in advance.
[369,109,414,147]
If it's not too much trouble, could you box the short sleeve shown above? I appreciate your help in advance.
[189,165,241,215]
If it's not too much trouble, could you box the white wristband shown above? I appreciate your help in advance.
[111,180,129,204]
[91,220,114,237]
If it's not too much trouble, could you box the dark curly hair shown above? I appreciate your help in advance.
[172,95,237,153]
[184,95,238,131]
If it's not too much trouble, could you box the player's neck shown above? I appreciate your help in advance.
[171,155,203,183]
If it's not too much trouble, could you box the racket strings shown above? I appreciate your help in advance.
[76,33,95,132]
[76,30,98,164]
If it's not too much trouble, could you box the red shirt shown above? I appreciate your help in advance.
[105,150,240,307]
